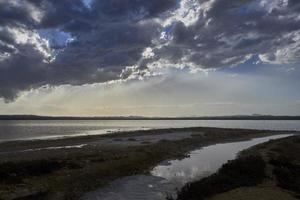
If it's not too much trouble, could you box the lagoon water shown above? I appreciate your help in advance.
[83,134,292,200]
[0,120,299,142]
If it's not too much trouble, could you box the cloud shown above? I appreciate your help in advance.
[155,0,300,68]
[0,0,300,101]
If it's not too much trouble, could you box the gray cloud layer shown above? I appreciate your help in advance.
[0,0,300,101]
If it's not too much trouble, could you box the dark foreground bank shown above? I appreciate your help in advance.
[173,135,300,200]
[0,127,295,199]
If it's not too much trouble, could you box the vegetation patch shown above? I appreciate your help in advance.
[13,192,48,200]
[271,157,300,194]
[173,135,300,200]
[0,127,275,199]
[267,136,300,196]
[174,156,266,200]
[0,159,64,184]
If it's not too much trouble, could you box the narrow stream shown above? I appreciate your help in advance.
[82,134,292,200]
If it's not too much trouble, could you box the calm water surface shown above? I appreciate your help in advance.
[83,134,292,200]
[0,120,299,142]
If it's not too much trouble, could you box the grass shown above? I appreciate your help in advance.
[271,156,300,194]
[13,192,48,200]
[0,127,276,199]
[173,135,300,200]
[127,137,137,141]
[0,159,63,184]
[174,156,266,200]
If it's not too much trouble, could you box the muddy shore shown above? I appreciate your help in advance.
[0,127,296,199]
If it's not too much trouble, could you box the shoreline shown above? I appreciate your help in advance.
[1,120,300,144]
[0,127,298,199]
[1,115,300,120]
[173,135,300,200]
[0,126,294,152]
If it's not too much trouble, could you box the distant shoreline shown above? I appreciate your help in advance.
[1,115,300,120]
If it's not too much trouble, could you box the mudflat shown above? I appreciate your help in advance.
[0,127,295,199]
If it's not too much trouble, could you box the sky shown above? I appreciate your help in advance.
[0,0,299,117]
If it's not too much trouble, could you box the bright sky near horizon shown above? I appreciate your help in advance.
[0,0,300,116]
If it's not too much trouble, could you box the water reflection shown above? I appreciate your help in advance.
[151,134,292,186]
[83,134,292,200]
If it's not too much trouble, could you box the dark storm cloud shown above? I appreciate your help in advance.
[90,0,177,19]
[156,0,300,68]
[0,0,300,101]
[0,44,48,101]
[0,0,176,100]
[0,1,36,27]
[39,0,91,29]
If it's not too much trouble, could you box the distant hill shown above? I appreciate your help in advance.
[0,115,299,120]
